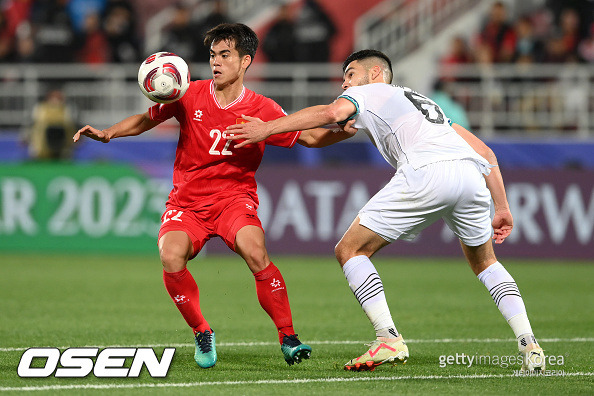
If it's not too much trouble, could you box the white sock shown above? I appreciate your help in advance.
[477,262,535,346]
[342,255,398,338]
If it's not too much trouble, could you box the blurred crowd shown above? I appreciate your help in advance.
[158,0,336,64]
[4,0,592,67]
[0,0,141,63]
[441,0,594,67]
[433,1,594,134]
[3,0,594,159]
[0,0,337,64]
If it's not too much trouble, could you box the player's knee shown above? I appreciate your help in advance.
[159,245,188,272]
[243,248,268,272]
[334,241,352,265]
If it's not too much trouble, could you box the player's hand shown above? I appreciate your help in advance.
[492,208,513,244]
[226,115,270,148]
[340,119,358,136]
[73,125,111,143]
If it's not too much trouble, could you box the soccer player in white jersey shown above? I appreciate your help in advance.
[227,49,545,373]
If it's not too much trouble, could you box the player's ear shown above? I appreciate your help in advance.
[370,65,382,82]
[242,55,252,69]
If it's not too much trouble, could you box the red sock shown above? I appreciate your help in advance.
[163,268,210,334]
[254,262,295,343]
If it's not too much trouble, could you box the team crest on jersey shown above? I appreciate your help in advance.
[193,110,203,121]
[236,118,247,124]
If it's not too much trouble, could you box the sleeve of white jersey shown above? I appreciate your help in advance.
[337,86,366,125]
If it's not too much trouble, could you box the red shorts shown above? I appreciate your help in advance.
[158,193,263,259]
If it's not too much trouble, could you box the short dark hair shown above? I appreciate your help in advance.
[204,23,259,62]
[342,49,393,83]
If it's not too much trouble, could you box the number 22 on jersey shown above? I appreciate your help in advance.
[209,129,232,155]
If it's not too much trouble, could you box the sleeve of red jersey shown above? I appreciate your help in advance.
[148,102,179,122]
[261,99,301,148]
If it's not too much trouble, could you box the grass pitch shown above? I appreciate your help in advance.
[0,253,592,394]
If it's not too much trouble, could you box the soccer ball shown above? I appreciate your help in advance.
[138,52,190,104]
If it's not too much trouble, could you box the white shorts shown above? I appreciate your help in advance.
[358,160,493,247]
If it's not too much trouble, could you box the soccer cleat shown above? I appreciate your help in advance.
[194,329,217,368]
[344,336,409,371]
[521,344,546,372]
[281,334,312,366]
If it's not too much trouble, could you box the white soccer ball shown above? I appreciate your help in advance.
[138,52,190,104]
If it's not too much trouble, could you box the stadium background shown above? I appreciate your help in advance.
[0,0,593,393]
[0,0,592,258]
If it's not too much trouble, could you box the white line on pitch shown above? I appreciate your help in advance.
[0,372,592,392]
[0,337,592,352]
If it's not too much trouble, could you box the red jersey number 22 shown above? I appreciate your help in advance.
[209,129,232,155]
[163,210,183,224]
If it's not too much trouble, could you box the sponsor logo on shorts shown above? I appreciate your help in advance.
[162,210,183,224]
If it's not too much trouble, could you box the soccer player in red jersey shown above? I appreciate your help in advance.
[73,23,354,368]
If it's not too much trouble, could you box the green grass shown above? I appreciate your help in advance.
[0,253,592,394]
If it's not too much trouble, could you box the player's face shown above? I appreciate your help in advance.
[209,39,251,87]
[342,61,370,90]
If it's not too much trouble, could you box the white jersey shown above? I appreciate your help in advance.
[338,83,490,171]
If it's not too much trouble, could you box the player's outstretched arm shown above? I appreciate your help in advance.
[73,111,161,143]
[452,123,513,243]
[227,99,357,148]
[298,120,358,148]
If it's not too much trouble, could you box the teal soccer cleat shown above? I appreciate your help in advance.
[281,334,312,366]
[194,329,217,368]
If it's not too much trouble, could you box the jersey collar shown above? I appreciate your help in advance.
[210,80,246,110]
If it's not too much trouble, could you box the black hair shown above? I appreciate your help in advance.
[342,49,393,83]
[204,23,259,63]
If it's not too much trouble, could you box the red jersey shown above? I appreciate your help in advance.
[149,80,300,209]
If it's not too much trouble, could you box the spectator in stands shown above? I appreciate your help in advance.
[512,16,545,64]
[541,7,583,63]
[76,12,110,64]
[441,36,473,65]
[578,23,594,62]
[530,6,554,40]
[103,0,140,63]
[161,2,200,62]
[13,22,35,62]
[193,0,231,63]
[29,0,76,63]
[555,8,581,60]
[546,0,594,39]
[431,79,470,130]
[477,1,516,63]
[263,4,296,63]
[66,0,106,33]
[23,88,77,161]
[2,0,33,39]
[544,36,569,63]
[2,0,34,62]
[0,9,12,62]
[439,36,473,82]
[103,0,135,19]
[294,0,336,63]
